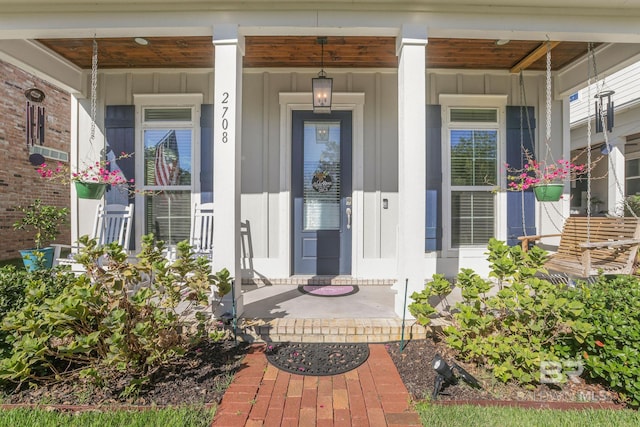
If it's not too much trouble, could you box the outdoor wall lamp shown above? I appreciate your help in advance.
[312,37,332,114]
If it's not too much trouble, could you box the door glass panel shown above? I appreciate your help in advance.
[303,121,341,230]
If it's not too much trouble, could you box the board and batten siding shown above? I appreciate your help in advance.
[99,70,399,270]
[570,61,640,127]
[94,67,559,278]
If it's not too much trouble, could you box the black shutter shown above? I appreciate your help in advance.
[200,104,213,203]
[105,105,135,249]
[506,106,536,246]
[426,104,442,251]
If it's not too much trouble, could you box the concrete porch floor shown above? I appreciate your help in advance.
[241,284,398,319]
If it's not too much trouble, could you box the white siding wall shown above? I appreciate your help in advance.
[241,70,399,267]
[99,69,401,278]
[97,67,564,279]
[570,61,640,127]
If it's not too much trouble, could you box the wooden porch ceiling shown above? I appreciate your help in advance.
[36,36,592,72]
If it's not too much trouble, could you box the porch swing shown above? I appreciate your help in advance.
[517,42,640,278]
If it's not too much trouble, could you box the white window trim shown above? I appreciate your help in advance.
[440,94,508,257]
[625,152,640,196]
[133,93,203,251]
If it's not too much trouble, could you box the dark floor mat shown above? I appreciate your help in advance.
[266,342,369,376]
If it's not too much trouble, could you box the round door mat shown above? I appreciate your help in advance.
[266,342,370,376]
[298,285,359,297]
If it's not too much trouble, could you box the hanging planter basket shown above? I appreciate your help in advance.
[533,183,564,202]
[75,182,107,199]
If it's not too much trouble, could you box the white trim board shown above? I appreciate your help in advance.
[278,92,366,278]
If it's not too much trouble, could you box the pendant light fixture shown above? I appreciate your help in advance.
[312,37,332,113]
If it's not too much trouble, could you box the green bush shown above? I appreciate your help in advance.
[573,275,640,406]
[0,234,231,390]
[408,274,452,326]
[0,265,75,358]
[0,266,29,318]
[410,238,640,406]
[412,239,591,386]
[622,194,640,217]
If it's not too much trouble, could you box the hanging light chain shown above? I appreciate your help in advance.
[89,38,98,144]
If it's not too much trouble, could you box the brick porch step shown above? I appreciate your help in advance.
[233,317,443,343]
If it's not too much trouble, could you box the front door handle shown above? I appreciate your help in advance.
[346,207,352,229]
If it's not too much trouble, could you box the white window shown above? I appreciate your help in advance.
[626,156,640,196]
[441,95,507,254]
[134,94,202,247]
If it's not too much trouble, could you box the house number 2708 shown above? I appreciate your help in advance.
[220,91,230,143]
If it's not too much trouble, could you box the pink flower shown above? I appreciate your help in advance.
[36,153,135,187]
[507,157,586,191]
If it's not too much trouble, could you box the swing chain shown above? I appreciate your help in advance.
[89,38,98,144]
[545,40,552,143]
[588,44,637,218]
[518,71,537,236]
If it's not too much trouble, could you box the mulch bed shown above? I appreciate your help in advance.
[0,336,628,411]
[2,339,248,407]
[386,338,625,409]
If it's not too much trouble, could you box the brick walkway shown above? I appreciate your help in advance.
[212,344,421,427]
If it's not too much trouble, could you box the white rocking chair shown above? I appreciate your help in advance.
[164,202,214,262]
[53,203,134,268]
[190,202,214,260]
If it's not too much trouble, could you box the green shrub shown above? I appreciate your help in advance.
[0,234,231,389]
[0,266,29,318]
[0,265,75,358]
[622,194,640,217]
[12,199,68,250]
[573,275,640,406]
[410,238,640,406]
[408,274,452,326]
[414,239,590,386]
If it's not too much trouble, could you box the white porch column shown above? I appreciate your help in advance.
[607,138,625,216]
[394,25,427,317]
[212,25,244,317]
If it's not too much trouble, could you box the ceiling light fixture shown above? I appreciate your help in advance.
[495,39,510,46]
[312,37,332,114]
[134,37,149,46]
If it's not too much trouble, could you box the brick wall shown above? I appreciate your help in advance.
[0,60,71,261]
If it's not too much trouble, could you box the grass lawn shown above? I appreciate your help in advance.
[416,402,640,427]
[0,406,214,427]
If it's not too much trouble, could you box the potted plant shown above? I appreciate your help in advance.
[13,199,69,271]
[507,158,586,202]
[37,152,134,199]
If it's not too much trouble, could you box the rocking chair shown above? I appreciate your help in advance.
[52,203,134,269]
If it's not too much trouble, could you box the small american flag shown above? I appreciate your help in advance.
[154,130,180,186]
